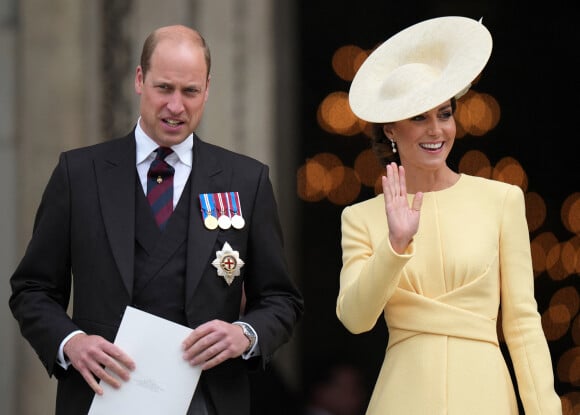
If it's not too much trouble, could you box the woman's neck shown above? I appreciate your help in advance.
[403,165,460,194]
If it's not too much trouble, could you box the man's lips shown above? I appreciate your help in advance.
[163,119,184,127]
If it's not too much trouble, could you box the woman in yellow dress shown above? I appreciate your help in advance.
[336,16,562,414]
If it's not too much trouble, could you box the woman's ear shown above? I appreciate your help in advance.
[382,123,394,139]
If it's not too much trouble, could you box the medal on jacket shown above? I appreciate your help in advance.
[214,192,232,230]
[212,242,245,285]
[199,193,218,230]
[228,191,245,229]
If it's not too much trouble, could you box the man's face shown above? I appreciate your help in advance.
[135,38,210,147]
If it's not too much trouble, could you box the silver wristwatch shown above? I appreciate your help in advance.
[233,321,257,352]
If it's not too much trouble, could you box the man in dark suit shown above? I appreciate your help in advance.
[9,24,303,415]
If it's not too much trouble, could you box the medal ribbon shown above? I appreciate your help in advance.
[214,192,228,220]
[199,193,215,220]
[229,191,243,217]
[224,192,232,218]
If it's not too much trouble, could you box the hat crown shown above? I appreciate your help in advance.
[380,63,441,98]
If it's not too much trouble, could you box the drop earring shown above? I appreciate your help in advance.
[390,139,397,153]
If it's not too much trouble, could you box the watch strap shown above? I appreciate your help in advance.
[233,321,257,352]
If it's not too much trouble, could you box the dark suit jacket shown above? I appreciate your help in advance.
[9,132,304,415]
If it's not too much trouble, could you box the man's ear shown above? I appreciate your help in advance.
[135,66,144,94]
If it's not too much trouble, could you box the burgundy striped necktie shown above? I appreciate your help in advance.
[146,147,175,230]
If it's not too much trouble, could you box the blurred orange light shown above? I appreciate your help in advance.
[354,149,382,187]
[561,192,580,234]
[525,192,547,232]
[332,45,368,81]
[327,166,361,205]
[542,304,571,340]
[297,160,327,202]
[318,92,360,136]
[546,242,569,281]
[492,157,528,191]
[458,150,491,178]
[530,232,559,275]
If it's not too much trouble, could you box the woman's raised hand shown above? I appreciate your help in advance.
[382,162,423,253]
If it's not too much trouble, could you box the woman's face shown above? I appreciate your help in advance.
[383,101,456,172]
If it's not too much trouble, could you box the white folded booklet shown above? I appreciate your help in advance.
[88,306,201,414]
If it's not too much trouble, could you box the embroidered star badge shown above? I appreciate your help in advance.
[212,242,245,285]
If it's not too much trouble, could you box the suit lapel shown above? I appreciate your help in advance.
[93,133,229,300]
[95,135,136,295]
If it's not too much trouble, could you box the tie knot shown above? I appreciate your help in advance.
[155,147,173,160]
[148,147,175,179]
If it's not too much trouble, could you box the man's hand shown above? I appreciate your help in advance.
[63,333,135,395]
[182,320,250,370]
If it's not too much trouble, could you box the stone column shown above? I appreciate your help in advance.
[4,0,87,413]
[0,0,19,413]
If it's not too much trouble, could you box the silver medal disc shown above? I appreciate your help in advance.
[231,214,245,229]
[218,214,231,230]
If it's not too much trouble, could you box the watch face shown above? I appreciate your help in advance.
[235,322,256,350]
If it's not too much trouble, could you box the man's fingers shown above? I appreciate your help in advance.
[81,360,124,394]
[78,367,104,395]
[185,331,220,365]
[184,320,248,369]
[100,354,132,382]
[101,344,136,374]
[67,335,134,393]
[200,349,230,370]
[94,365,123,389]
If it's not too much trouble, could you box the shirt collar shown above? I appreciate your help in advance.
[134,117,193,167]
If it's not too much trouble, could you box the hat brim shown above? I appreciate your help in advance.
[349,16,493,123]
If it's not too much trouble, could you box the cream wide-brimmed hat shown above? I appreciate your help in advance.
[348,16,492,123]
